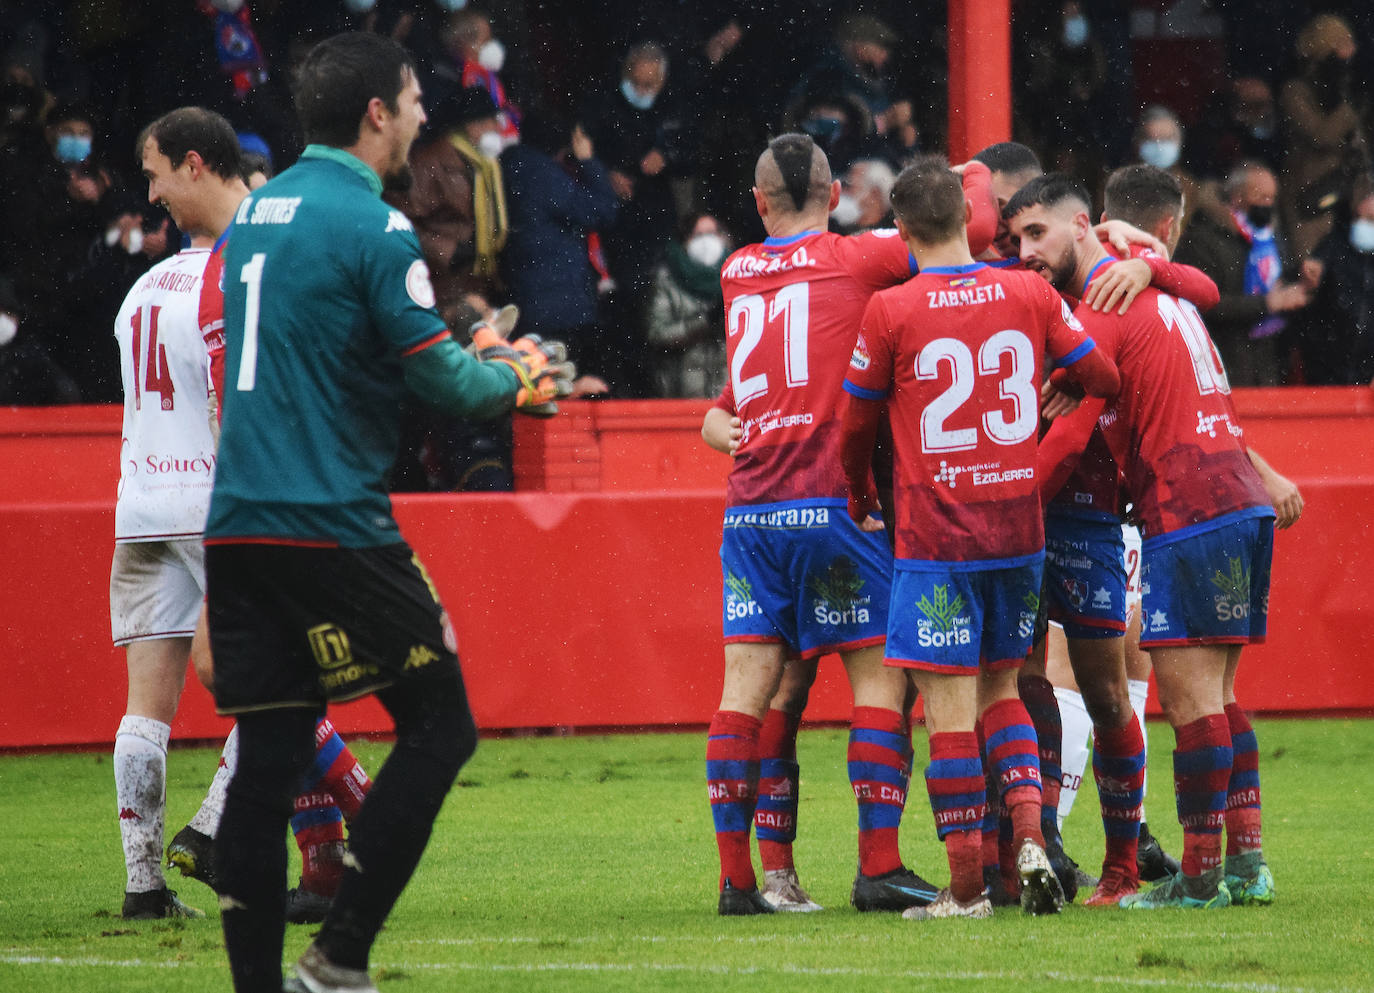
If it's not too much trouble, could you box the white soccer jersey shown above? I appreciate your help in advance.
[114,248,216,541]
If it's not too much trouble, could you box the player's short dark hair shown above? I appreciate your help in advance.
[293,32,415,148]
[763,132,831,212]
[890,156,965,244]
[972,141,1041,177]
[1103,164,1183,229]
[1003,172,1091,221]
[137,106,242,181]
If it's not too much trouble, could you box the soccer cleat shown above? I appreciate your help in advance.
[122,886,205,920]
[982,865,1016,907]
[1137,821,1181,882]
[1083,864,1140,907]
[851,866,939,912]
[761,869,823,912]
[167,824,218,891]
[1224,853,1274,906]
[718,878,775,916]
[292,943,379,993]
[1016,840,1065,915]
[286,883,334,924]
[901,887,993,920]
[1041,824,1080,904]
[1120,868,1230,910]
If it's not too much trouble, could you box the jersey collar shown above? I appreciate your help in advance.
[1081,256,1114,297]
[922,262,988,275]
[300,144,384,197]
[762,230,823,248]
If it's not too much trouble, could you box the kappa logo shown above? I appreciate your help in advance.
[404,644,440,671]
[385,209,414,233]
[767,777,794,798]
[118,807,141,821]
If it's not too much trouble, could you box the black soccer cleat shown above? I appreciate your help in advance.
[122,886,204,920]
[285,883,334,925]
[1042,819,1080,904]
[166,824,219,891]
[1137,821,1182,882]
[982,865,1017,907]
[851,866,939,912]
[718,878,775,916]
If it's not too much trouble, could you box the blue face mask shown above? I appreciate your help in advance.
[801,117,844,149]
[56,134,91,164]
[620,79,657,111]
[1062,15,1089,48]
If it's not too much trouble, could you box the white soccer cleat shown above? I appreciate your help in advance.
[761,868,824,912]
[901,887,993,920]
[1017,839,1066,915]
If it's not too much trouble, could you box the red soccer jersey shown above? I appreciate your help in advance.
[844,262,1108,563]
[719,228,914,507]
[199,233,227,415]
[1072,288,1270,537]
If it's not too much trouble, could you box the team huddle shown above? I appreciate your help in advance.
[703,133,1293,919]
[105,28,1290,993]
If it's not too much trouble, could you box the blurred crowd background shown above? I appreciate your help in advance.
[2,0,1372,487]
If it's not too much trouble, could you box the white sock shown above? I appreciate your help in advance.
[187,723,238,836]
[1054,686,1094,829]
[115,715,170,893]
[1128,678,1150,815]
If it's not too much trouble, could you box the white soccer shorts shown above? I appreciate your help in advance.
[110,538,205,645]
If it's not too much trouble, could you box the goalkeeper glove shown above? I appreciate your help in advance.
[471,325,575,416]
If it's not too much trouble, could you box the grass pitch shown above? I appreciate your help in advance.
[1,717,1372,992]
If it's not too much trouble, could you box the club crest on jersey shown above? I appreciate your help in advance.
[915,584,972,648]
[850,334,872,371]
[405,259,437,310]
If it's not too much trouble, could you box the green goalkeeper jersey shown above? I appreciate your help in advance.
[207,145,515,547]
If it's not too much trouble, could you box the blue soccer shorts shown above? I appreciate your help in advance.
[720,499,890,659]
[1139,508,1275,648]
[1043,510,1127,640]
[885,553,1044,674]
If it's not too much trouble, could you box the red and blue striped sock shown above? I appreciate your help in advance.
[1173,714,1233,876]
[982,697,1044,847]
[707,710,761,890]
[1018,673,1063,829]
[975,720,1002,880]
[1092,716,1145,874]
[925,731,986,901]
[1224,703,1262,855]
[308,717,372,823]
[290,790,346,897]
[848,706,909,877]
[755,708,801,872]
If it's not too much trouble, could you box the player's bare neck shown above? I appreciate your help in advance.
[764,209,830,240]
[910,237,974,271]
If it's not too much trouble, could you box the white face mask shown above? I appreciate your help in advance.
[830,192,862,228]
[685,232,726,267]
[0,313,16,347]
[209,0,245,12]
[621,78,658,111]
[477,129,504,159]
[1139,138,1181,170]
[436,0,468,11]
[477,39,506,73]
[344,0,378,13]
[1350,218,1374,253]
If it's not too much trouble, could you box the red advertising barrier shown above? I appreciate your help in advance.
[1,390,1371,748]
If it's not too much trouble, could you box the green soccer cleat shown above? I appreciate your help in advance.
[1120,868,1231,910]
[1224,853,1274,906]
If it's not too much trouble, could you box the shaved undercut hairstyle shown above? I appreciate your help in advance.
[972,141,1042,177]
[1003,172,1091,221]
[890,155,966,243]
[757,132,832,213]
[294,32,414,148]
[137,106,242,180]
[1103,164,1183,228]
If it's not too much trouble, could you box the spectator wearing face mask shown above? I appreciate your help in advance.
[1175,161,1310,385]
[831,158,896,233]
[387,86,509,315]
[420,6,521,146]
[580,40,697,395]
[1193,76,1283,179]
[645,212,730,398]
[1296,173,1374,385]
[1133,104,1208,237]
[1021,2,1111,183]
[1278,14,1370,261]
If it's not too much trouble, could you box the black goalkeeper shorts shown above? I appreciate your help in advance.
[206,541,461,714]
